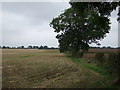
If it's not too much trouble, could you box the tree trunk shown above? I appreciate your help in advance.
[72,50,79,57]
[72,48,84,58]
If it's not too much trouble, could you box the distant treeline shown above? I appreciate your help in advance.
[0,46,120,49]
[89,46,120,49]
[0,45,58,49]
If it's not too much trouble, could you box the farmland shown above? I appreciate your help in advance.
[83,48,119,60]
[2,49,119,88]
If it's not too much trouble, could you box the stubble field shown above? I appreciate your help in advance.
[2,49,118,88]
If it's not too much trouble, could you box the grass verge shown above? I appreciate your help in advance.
[65,53,118,88]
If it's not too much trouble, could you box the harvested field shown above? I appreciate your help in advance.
[83,49,119,59]
[2,49,118,88]
[88,49,119,53]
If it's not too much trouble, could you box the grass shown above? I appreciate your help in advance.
[20,55,34,58]
[66,53,104,75]
[2,49,119,88]
[65,53,118,88]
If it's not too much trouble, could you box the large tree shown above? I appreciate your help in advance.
[70,2,118,16]
[50,2,119,57]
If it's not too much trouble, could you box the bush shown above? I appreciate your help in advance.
[108,52,120,76]
[95,52,105,64]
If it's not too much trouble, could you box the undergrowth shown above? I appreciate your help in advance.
[65,53,118,88]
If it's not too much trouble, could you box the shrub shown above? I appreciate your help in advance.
[108,52,120,76]
[95,52,105,64]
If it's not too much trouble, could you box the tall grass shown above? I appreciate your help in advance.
[95,52,120,77]
[66,52,117,88]
[108,53,120,76]
[95,52,105,64]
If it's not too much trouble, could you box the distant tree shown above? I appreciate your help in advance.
[33,46,39,49]
[0,46,1,49]
[6,46,10,49]
[43,46,48,49]
[28,45,32,49]
[39,45,43,49]
[102,46,106,49]
[2,46,6,49]
[21,46,24,49]
[107,46,111,49]
[51,47,55,49]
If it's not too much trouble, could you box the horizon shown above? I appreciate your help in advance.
[0,45,119,48]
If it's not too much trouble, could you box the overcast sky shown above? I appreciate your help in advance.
[2,2,118,48]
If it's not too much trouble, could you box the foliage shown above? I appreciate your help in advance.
[50,2,115,57]
[117,5,120,22]
[70,2,118,17]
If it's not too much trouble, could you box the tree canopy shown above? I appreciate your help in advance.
[50,2,119,57]
[70,2,118,16]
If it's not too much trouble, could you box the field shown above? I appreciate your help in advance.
[2,49,119,88]
[83,49,119,60]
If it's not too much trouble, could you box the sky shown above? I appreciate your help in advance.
[1,2,119,48]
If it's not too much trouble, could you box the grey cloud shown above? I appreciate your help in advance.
[3,2,70,24]
[2,2,70,47]
[2,2,118,47]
